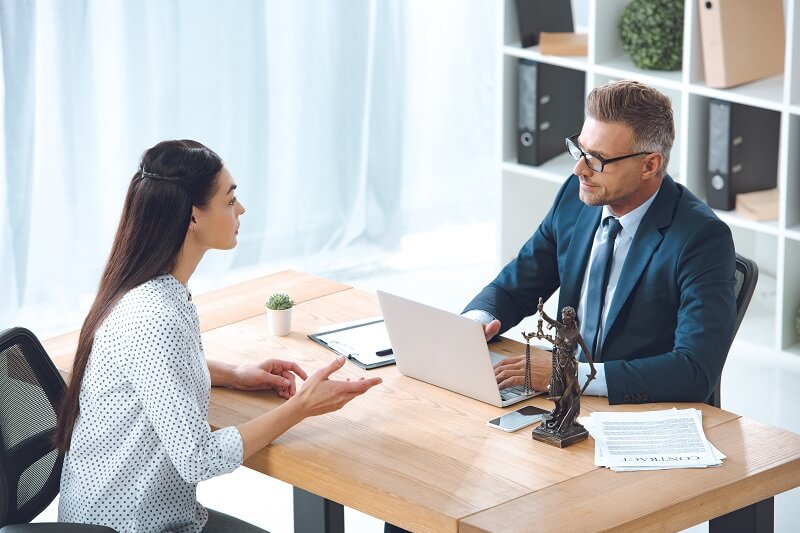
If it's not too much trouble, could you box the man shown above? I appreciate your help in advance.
[464,80,736,405]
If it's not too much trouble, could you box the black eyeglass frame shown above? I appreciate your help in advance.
[565,133,650,173]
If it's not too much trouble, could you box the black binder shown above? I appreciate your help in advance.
[706,99,780,211]
[517,60,585,167]
[514,0,574,48]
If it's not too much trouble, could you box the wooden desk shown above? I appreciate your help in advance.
[45,271,800,533]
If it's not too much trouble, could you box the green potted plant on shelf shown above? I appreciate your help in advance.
[265,292,295,336]
[619,0,683,71]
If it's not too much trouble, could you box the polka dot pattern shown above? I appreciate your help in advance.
[58,274,243,532]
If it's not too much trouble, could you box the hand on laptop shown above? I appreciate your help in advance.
[494,353,550,391]
[483,319,501,341]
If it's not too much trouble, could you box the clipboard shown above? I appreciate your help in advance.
[308,317,395,370]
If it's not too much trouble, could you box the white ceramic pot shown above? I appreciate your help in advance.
[267,308,292,336]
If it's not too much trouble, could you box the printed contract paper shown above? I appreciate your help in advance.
[578,409,725,472]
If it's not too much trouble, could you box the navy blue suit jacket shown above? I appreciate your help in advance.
[465,175,736,404]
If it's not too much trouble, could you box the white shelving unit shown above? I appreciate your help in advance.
[497,0,800,355]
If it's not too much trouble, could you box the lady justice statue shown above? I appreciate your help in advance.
[522,297,597,447]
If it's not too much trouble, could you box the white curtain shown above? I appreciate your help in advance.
[0,0,495,334]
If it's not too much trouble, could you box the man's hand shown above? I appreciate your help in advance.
[493,352,551,391]
[483,319,501,341]
[232,359,309,399]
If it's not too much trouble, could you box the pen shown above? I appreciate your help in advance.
[375,348,393,356]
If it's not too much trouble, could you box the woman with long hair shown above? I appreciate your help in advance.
[54,140,382,532]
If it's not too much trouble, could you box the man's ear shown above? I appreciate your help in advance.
[641,152,663,180]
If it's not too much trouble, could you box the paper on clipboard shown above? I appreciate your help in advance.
[308,317,394,369]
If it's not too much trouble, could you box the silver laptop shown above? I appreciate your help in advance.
[376,290,542,407]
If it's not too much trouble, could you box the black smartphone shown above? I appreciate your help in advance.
[487,405,549,432]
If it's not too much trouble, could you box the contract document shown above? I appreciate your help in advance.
[578,408,725,472]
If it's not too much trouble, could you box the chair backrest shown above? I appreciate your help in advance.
[707,253,759,408]
[0,327,66,526]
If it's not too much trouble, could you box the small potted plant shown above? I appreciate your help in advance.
[265,292,295,336]
[619,0,683,71]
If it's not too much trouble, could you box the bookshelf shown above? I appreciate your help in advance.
[497,0,800,354]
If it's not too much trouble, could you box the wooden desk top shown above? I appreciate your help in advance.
[197,284,745,532]
[44,271,800,533]
[461,416,800,532]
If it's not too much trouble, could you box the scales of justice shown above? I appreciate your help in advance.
[521,297,597,448]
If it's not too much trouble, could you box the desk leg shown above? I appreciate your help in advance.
[293,487,345,533]
[709,497,774,533]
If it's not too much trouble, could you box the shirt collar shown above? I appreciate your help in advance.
[601,183,661,239]
[161,273,193,302]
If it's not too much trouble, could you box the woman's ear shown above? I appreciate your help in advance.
[190,206,200,231]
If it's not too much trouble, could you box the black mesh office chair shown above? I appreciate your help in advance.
[706,253,759,408]
[0,327,114,532]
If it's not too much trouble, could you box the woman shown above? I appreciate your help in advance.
[54,140,382,532]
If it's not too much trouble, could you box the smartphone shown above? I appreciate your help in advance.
[487,405,549,432]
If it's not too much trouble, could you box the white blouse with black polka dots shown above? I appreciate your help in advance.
[58,274,243,533]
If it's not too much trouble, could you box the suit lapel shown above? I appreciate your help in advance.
[559,204,601,311]
[602,176,679,345]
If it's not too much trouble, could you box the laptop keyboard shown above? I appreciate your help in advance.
[499,385,530,400]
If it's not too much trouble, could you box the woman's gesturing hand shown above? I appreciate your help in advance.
[290,356,383,417]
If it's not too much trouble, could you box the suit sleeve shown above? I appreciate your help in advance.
[604,218,736,404]
[463,177,573,335]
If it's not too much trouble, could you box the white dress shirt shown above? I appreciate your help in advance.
[575,188,659,395]
[59,274,243,533]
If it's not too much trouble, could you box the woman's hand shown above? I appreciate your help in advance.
[237,356,382,460]
[493,352,551,391]
[232,359,308,399]
[290,356,383,417]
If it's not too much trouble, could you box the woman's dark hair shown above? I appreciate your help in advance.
[53,139,223,452]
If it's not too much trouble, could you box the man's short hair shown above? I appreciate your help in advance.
[585,80,674,176]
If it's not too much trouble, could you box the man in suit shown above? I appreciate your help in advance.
[464,80,736,405]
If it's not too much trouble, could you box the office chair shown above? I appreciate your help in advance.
[0,327,115,532]
[706,253,759,408]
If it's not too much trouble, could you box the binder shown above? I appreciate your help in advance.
[514,0,574,48]
[706,99,779,211]
[517,60,585,166]
[696,0,784,89]
[308,318,395,370]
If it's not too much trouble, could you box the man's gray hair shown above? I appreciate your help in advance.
[585,80,674,176]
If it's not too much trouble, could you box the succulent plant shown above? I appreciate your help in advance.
[265,292,294,311]
[620,0,683,71]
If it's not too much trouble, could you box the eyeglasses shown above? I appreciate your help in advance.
[565,134,649,173]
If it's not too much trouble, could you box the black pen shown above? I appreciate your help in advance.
[375,348,393,356]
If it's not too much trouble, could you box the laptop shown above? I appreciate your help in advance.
[376,290,543,407]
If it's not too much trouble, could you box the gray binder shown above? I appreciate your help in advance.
[517,60,585,167]
[706,100,779,211]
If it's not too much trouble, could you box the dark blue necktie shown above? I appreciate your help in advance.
[582,216,622,363]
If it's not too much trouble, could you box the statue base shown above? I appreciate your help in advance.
[531,421,588,448]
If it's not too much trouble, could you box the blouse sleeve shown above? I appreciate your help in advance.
[125,307,243,483]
